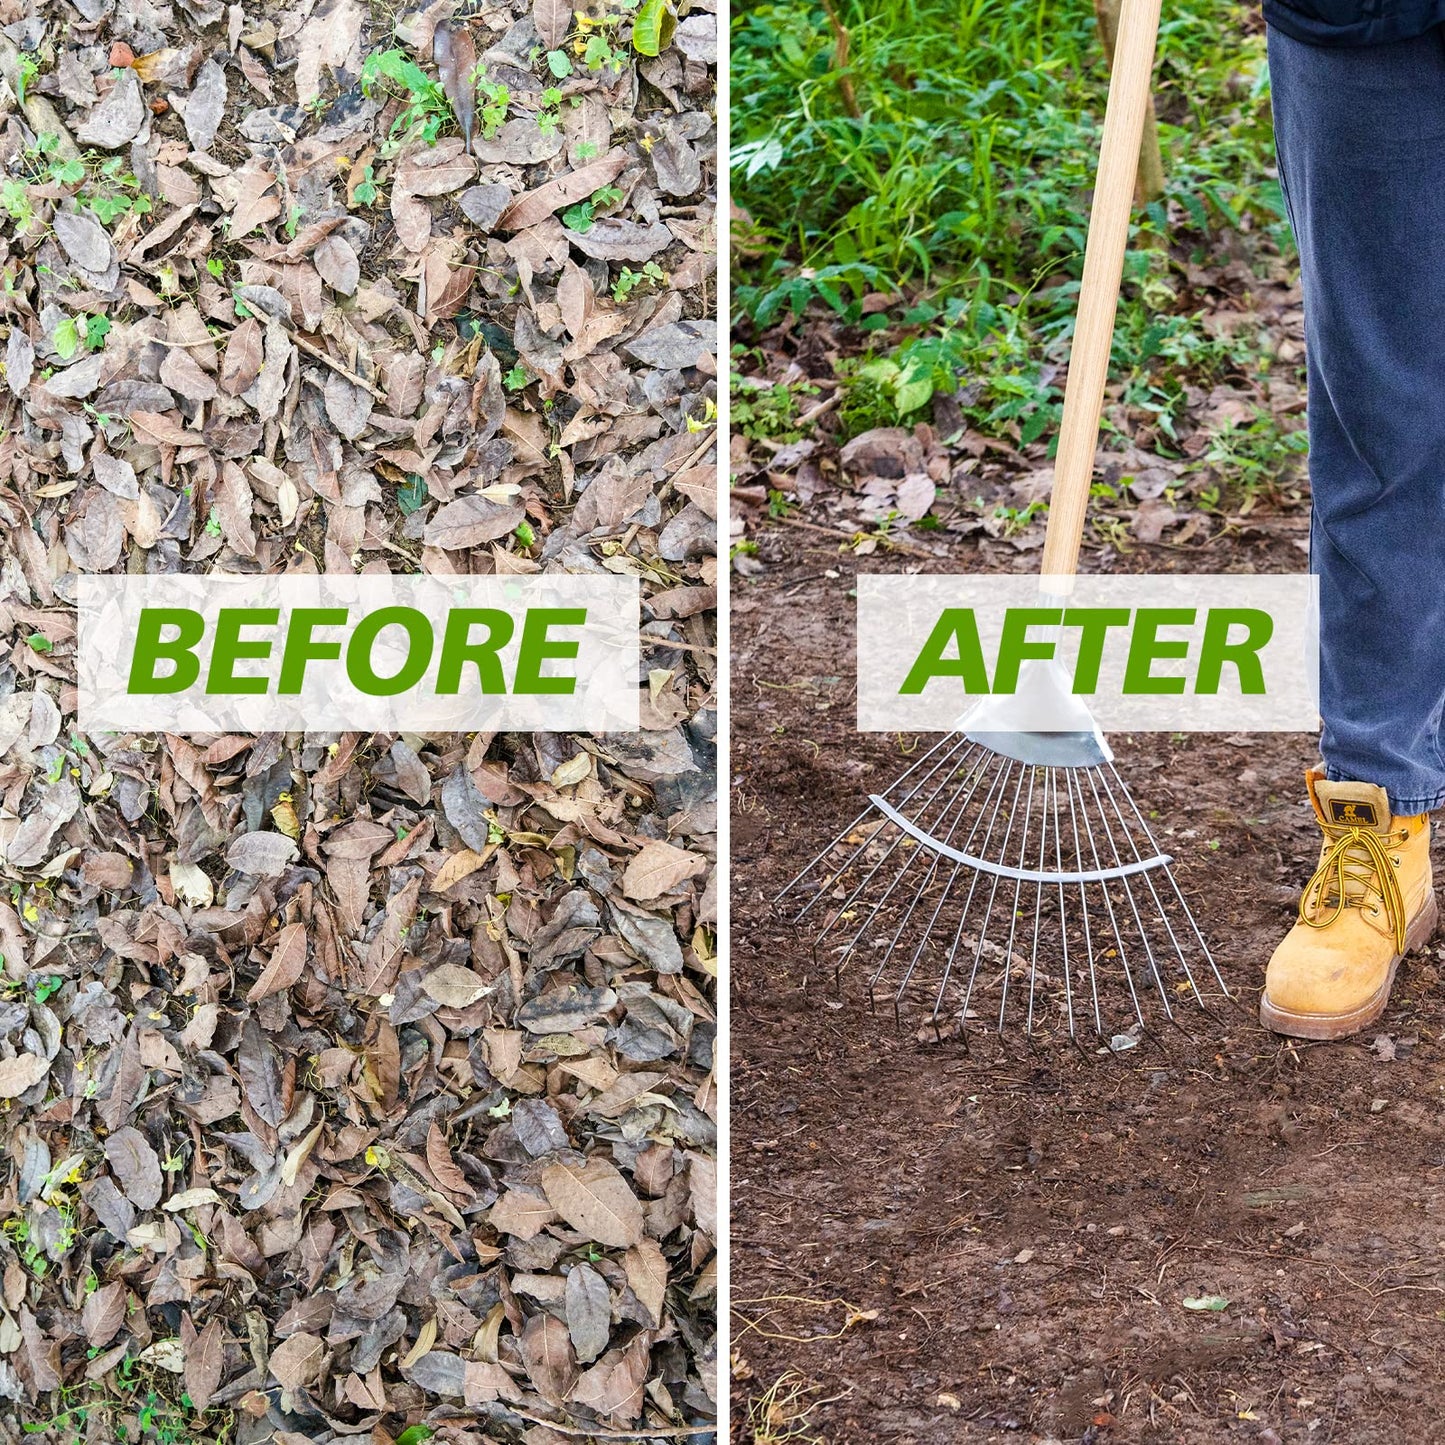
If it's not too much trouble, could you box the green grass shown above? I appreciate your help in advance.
[731,0,1302,504]
[733,0,1284,306]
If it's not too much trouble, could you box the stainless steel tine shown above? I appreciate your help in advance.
[1083,769,1174,1019]
[932,759,1018,1023]
[1025,766,1053,1035]
[1052,764,1076,1038]
[807,735,978,934]
[830,746,986,968]
[1064,761,1102,1034]
[997,766,1038,1031]
[776,732,969,901]
[863,752,1000,1014]
[1093,764,1205,1005]
[886,753,1013,1010]
[1069,766,1146,1031]
[960,766,1028,1026]
[1104,758,1233,1001]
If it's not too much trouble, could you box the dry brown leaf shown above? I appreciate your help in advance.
[247,921,308,1002]
[519,1312,578,1405]
[624,1237,667,1326]
[489,1188,557,1241]
[268,1331,325,1391]
[105,1126,163,1210]
[533,0,571,48]
[622,840,708,900]
[0,1053,52,1099]
[541,1157,644,1248]
[421,964,489,1009]
[423,496,526,550]
[185,1317,225,1412]
[498,151,629,233]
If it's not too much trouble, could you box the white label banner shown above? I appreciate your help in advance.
[857,574,1319,733]
[77,574,640,734]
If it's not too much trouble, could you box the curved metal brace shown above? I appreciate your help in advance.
[867,795,1174,885]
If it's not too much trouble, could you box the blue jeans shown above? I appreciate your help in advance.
[1269,23,1445,814]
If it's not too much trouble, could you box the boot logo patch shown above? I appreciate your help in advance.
[1330,800,1378,827]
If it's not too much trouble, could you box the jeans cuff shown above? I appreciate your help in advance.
[1324,764,1445,817]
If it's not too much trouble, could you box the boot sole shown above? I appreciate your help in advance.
[1259,892,1440,1041]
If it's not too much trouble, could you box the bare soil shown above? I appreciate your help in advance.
[730,528,1445,1445]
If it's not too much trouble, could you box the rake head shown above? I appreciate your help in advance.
[778,731,1234,1043]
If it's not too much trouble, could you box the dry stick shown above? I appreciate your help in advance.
[504,1410,716,1440]
[1093,0,1165,206]
[819,0,862,119]
[290,330,389,402]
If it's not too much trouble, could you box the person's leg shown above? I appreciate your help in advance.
[1268,23,1445,816]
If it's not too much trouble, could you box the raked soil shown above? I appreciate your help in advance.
[730,526,1445,1445]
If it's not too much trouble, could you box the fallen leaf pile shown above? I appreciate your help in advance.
[0,0,717,1437]
[730,258,1309,568]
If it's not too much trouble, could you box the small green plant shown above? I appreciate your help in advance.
[504,364,530,391]
[474,75,511,138]
[52,313,110,360]
[514,519,536,547]
[612,261,666,302]
[361,48,452,147]
[204,507,223,538]
[397,475,428,515]
[352,164,379,206]
[580,33,625,72]
[563,183,623,233]
[1198,410,1309,501]
[731,375,816,442]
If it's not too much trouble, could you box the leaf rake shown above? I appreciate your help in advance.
[778,0,1235,1042]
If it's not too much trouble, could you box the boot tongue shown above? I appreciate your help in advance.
[1309,775,1392,834]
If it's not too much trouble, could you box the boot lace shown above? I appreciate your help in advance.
[1299,824,1409,953]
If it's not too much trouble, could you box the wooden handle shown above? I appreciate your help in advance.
[1039,0,1163,582]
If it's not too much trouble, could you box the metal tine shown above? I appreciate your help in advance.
[1025,767,1053,1036]
[959,766,1029,1028]
[1093,765,1207,1007]
[872,787,981,1027]
[808,735,979,937]
[1082,769,1175,1020]
[1104,758,1235,1003]
[1063,760,1103,1035]
[879,752,1012,1010]
[931,759,1019,1025]
[1067,766,1147,1032]
[776,732,971,900]
[997,766,1038,1031]
[828,747,989,974]
[889,754,1015,1013]
[790,734,979,921]
[1052,764,1076,1038]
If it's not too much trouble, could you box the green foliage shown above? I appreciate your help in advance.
[731,373,817,441]
[733,0,1294,464]
[633,0,677,56]
[397,475,429,515]
[504,364,530,390]
[612,261,666,301]
[361,47,453,146]
[1197,409,1309,500]
[476,76,511,138]
[732,0,1284,295]
[566,181,624,231]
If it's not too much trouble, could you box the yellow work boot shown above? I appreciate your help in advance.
[1261,770,1437,1039]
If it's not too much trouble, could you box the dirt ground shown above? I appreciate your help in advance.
[729,527,1445,1444]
